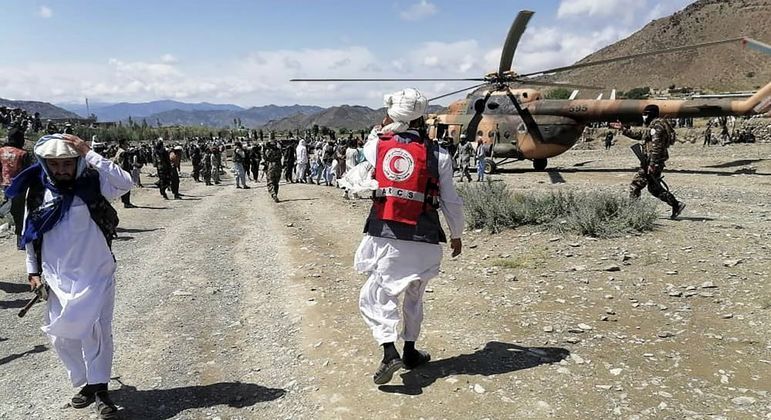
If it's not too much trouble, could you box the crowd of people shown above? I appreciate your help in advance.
[94,132,491,206]
[0,106,78,135]
[0,106,43,133]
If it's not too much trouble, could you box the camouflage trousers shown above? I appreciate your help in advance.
[629,167,678,207]
[267,164,282,199]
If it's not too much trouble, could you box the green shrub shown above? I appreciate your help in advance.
[458,182,658,238]
[457,181,516,233]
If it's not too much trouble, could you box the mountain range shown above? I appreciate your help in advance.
[58,100,244,122]
[1,98,80,119]
[259,105,447,132]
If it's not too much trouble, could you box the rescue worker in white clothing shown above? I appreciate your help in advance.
[355,88,464,385]
[6,134,132,419]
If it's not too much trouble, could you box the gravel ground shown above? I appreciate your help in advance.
[0,171,316,419]
[1,141,770,419]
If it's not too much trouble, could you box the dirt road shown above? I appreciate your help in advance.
[1,142,769,419]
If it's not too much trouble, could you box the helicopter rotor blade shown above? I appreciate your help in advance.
[514,79,604,90]
[498,10,535,75]
[519,37,745,77]
[428,83,488,102]
[742,37,771,56]
[505,89,544,144]
[290,78,485,82]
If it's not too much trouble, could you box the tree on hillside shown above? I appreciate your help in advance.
[621,87,651,99]
[544,88,573,100]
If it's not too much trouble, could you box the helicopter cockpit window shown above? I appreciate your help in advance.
[517,123,527,134]
[488,130,495,138]
[477,130,484,137]
[487,102,500,110]
[503,131,511,139]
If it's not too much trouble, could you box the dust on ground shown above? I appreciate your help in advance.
[1,142,769,419]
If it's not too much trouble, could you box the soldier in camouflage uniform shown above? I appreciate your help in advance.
[263,141,283,202]
[612,106,686,219]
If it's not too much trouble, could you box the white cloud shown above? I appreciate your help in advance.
[160,54,178,64]
[400,0,438,21]
[558,0,643,19]
[38,5,53,18]
[408,40,489,74]
[515,25,631,74]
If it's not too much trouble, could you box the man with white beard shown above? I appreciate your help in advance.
[355,88,464,385]
[6,134,133,419]
[295,139,309,183]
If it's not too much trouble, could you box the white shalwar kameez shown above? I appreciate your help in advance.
[355,130,464,345]
[295,140,309,181]
[26,151,133,387]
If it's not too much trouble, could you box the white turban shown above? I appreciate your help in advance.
[383,88,428,133]
[34,134,79,159]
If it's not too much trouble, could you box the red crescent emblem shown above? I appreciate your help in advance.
[389,156,404,174]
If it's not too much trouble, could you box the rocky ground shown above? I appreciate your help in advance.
[1,141,769,419]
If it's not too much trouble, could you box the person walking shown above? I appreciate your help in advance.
[355,88,464,385]
[6,134,133,419]
[454,134,473,182]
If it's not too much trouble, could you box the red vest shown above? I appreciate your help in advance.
[0,146,27,187]
[373,133,439,226]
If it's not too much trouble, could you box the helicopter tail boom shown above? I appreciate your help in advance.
[529,81,771,122]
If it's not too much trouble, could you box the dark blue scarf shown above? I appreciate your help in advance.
[5,162,101,250]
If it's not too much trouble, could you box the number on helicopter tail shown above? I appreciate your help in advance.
[568,105,588,113]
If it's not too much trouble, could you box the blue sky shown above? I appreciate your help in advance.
[0,0,695,107]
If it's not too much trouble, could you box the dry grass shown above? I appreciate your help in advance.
[458,181,658,238]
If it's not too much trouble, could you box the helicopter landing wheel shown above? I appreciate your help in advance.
[533,158,547,171]
[484,159,497,174]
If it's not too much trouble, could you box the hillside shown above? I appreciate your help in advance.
[0,98,81,119]
[543,0,771,92]
[147,104,324,128]
[260,104,447,132]
[59,100,246,122]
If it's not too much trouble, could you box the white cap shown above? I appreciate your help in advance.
[34,134,79,159]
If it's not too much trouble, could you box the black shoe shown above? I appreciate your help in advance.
[236,185,242,189]
[273,196,280,203]
[373,358,403,385]
[671,202,686,219]
[174,195,182,200]
[94,391,118,419]
[71,385,97,409]
[243,185,250,189]
[161,193,169,200]
[403,350,431,369]
[123,203,137,209]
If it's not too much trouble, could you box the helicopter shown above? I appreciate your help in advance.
[292,10,771,172]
